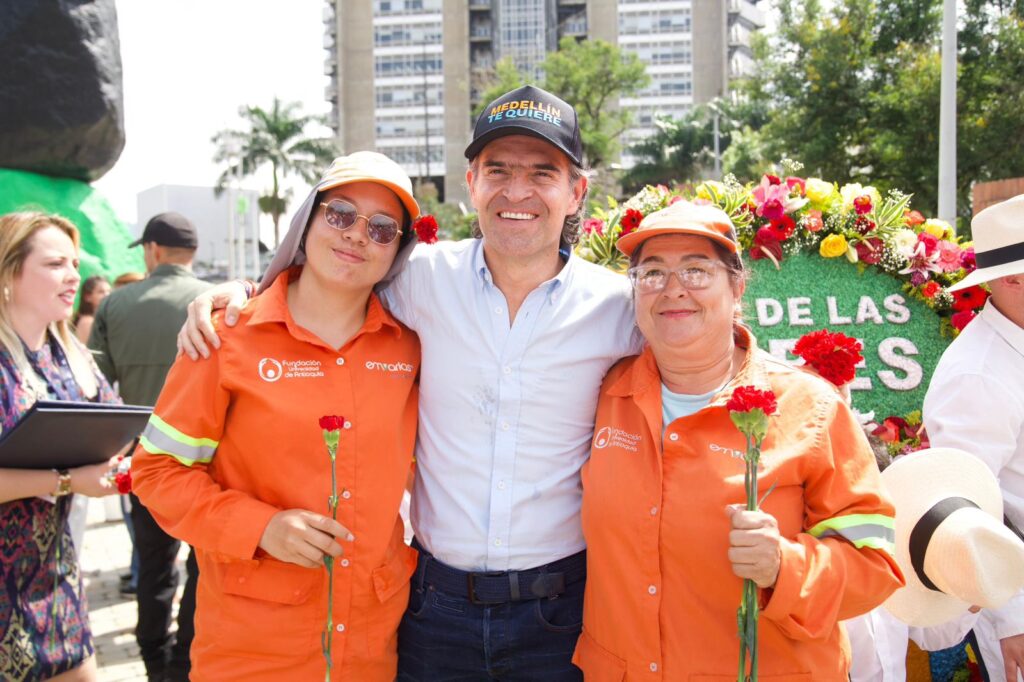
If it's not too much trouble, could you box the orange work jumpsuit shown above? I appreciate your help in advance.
[574,327,904,681]
[132,267,419,681]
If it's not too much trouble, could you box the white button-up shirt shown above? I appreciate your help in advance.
[924,299,1024,681]
[384,239,642,570]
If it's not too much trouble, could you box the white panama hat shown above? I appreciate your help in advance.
[948,193,1024,291]
[882,447,1024,627]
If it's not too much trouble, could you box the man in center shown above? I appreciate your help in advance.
[180,85,642,680]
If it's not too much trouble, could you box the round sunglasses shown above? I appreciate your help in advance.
[319,199,403,246]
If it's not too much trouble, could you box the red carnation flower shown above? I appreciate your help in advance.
[319,415,344,431]
[412,215,439,244]
[726,386,778,415]
[619,208,644,236]
[855,237,884,265]
[920,281,941,298]
[904,210,926,227]
[952,285,989,312]
[769,215,796,241]
[115,470,132,495]
[951,310,977,331]
[765,174,782,186]
[793,329,864,386]
[853,195,873,215]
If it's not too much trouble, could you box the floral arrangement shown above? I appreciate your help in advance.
[726,386,778,682]
[577,161,987,335]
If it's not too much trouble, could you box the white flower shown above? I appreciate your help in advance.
[890,228,919,258]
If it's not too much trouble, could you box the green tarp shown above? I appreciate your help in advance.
[0,168,144,283]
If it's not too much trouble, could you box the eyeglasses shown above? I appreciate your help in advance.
[319,199,403,246]
[627,260,727,294]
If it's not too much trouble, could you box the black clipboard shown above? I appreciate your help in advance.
[0,400,152,470]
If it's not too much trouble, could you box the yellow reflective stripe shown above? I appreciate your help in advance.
[807,513,896,557]
[147,414,219,449]
[138,434,212,467]
[807,513,895,536]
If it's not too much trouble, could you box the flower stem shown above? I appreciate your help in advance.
[322,445,339,681]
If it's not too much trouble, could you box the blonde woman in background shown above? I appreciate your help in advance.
[0,212,124,681]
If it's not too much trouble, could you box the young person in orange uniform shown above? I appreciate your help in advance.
[574,201,905,681]
[131,152,422,681]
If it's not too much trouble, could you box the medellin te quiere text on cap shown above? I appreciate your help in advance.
[486,99,563,126]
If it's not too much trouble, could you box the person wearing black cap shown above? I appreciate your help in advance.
[88,211,212,682]
[177,85,643,680]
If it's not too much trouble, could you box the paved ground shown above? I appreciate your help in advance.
[79,498,187,682]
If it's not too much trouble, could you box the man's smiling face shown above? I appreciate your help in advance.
[467,134,585,261]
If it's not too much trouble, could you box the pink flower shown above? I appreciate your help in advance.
[751,175,808,222]
[960,247,976,272]
[803,210,824,232]
[582,218,605,236]
[786,177,806,195]
[935,240,963,273]
[899,238,942,280]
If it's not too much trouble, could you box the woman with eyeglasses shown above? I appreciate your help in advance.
[572,201,904,680]
[130,152,423,681]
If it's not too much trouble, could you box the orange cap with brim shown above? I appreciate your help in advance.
[616,200,738,256]
[318,151,421,220]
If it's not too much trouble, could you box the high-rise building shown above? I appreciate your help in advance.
[324,0,761,203]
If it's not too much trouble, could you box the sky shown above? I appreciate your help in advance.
[94,1,331,234]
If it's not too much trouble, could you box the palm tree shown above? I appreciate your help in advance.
[212,98,337,246]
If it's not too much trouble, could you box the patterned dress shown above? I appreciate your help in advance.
[0,334,119,680]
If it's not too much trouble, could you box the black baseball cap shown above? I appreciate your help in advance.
[129,212,198,249]
[464,85,584,167]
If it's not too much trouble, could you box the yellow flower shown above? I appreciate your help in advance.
[696,180,726,201]
[922,218,952,239]
[819,234,849,258]
[805,178,836,206]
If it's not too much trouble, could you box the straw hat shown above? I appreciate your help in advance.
[948,193,1024,291]
[616,200,738,257]
[258,151,421,294]
[882,447,1024,627]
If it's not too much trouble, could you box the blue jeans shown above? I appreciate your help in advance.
[397,549,585,681]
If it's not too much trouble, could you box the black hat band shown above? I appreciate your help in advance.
[975,241,1024,269]
[908,496,980,592]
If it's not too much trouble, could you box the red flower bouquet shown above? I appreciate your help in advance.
[793,329,864,387]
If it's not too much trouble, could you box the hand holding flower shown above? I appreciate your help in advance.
[258,509,353,569]
[727,505,782,589]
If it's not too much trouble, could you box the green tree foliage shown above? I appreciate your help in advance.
[734,0,1023,218]
[543,37,650,169]
[213,98,337,246]
[473,38,650,170]
[622,98,770,192]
